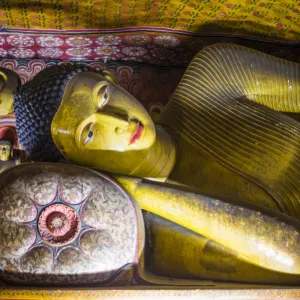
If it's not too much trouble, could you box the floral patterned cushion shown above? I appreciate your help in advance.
[0,163,143,286]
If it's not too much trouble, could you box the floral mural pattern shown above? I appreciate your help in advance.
[0,31,299,67]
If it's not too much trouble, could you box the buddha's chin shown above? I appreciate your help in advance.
[130,125,155,150]
[128,136,154,151]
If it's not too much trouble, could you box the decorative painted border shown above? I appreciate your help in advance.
[2,26,300,45]
[0,288,300,299]
[0,27,299,66]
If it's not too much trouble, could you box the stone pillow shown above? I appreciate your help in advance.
[0,163,143,286]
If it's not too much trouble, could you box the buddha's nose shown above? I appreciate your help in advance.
[116,120,137,136]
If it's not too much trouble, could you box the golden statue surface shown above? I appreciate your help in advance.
[1,43,300,286]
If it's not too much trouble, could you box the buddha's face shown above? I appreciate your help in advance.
[0,141,11,161]
[74,79,155,152]
[52,72,156,170]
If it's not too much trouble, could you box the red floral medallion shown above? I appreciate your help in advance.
[38,204,80,246]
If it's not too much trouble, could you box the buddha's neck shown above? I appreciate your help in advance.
[129,125,176,181]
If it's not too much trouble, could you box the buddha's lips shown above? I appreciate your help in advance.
[129,122,144,145]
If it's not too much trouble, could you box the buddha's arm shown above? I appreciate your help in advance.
[114,176,300,275]
[191,44,300,112]
[159,44,300,220]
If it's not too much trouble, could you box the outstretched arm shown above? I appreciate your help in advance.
[159,44,300,220]
[114,175,300,275]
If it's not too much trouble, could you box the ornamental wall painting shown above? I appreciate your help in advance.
[0,29,299,67]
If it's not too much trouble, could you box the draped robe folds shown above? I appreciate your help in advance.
[158,43,300,220]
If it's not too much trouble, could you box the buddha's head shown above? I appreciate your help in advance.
[0,140,12,162]
[14,64,156,173]
[14,64,99,162]
[0,126,18,162]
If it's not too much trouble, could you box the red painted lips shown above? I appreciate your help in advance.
[129,122,144,145]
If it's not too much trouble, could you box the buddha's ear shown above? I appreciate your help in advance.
[102,70,119,85]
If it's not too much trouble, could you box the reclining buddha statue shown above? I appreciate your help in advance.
[1,43,300,285]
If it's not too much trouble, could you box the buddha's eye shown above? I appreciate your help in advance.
[98,85,109,108]
[84,123,94,145]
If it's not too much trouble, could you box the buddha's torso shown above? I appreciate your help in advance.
[157,44,300,220]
